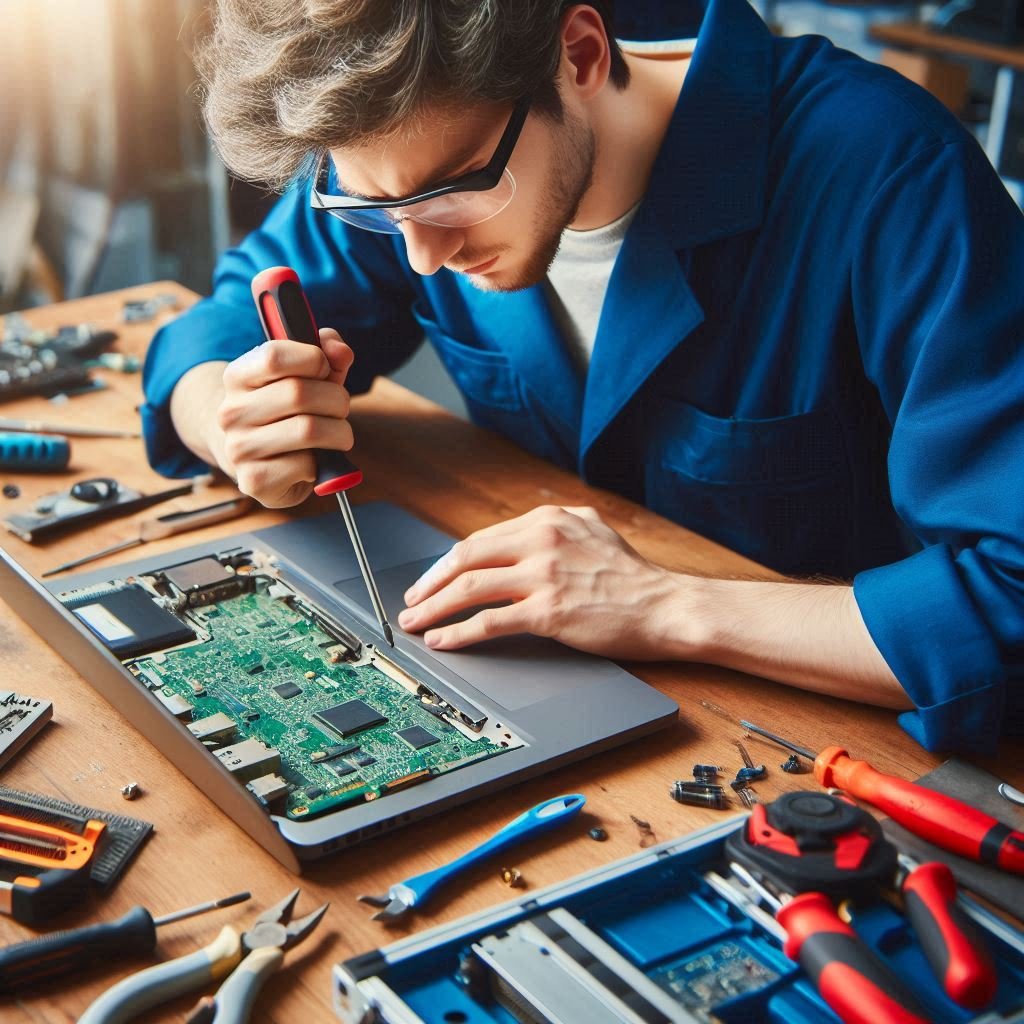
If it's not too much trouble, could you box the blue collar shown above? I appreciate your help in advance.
[639,0,773,248]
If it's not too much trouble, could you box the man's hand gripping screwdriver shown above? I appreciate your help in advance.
[251,267,393,646]
[740,718,1024,874]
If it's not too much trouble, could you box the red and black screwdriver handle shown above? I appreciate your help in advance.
[250,266,363,496]
[816,746,1024,874]
[777,892,931,1024]
[902,861,997,1010]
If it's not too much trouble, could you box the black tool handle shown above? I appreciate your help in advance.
[778,892,931,1024]
[903,861,997,1010]
[0,906,156,992]
[251,267,363,497]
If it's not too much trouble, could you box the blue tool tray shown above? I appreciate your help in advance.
[333,816,1024,1023]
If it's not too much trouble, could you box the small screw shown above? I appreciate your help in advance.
[2,484,19,499]
[588,826,608,842]
[500,867,523,887]
[781,754,804,774]
[120,782,142,801]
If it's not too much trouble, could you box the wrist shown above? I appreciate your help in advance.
[648,571,716,660]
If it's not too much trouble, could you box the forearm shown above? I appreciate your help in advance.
[169,361,230,472]
[670,576,913,709]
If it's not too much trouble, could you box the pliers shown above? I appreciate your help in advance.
[358,794,586,923]
[78,889,328,1024]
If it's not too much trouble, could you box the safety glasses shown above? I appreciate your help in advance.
[310,96,531,234]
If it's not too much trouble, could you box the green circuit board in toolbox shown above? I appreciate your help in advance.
[83,564,522,821]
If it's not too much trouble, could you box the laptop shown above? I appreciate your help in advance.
[1,502,678,871]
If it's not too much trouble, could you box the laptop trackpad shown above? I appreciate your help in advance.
[334,557,591,712]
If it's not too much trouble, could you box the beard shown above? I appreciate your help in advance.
[467,110,596,293]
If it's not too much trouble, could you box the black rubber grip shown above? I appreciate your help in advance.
[0,906,156,992]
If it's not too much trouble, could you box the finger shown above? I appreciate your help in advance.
[224,339,331,390]
[235,452,317,508]
[320,329,355,384]
[218,376,350,430]
[222,414,354,465]
[561,505,603,522]
[404,533,532,605]
[398,566,530,633]
[422,601,539,650]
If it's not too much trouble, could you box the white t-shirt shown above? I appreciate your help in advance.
[545,201,641,370]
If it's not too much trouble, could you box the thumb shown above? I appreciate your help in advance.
[320,328,355,383]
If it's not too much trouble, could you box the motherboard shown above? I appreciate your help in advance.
[57,550,523,820]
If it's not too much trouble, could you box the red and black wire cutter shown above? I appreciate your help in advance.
[725,791,997,1024]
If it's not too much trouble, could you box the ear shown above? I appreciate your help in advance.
[559,4,612,102]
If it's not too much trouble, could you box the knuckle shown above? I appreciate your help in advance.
[537,523,564,549]
[221,433,248,467]
[235,464,266,498]
[293,415,319,445]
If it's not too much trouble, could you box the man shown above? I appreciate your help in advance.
[144,0,1024,754]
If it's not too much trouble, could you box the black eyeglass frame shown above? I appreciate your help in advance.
[310,95,532,215]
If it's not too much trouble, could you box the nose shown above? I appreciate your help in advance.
[399,220,464,276]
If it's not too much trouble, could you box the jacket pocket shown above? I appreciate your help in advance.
[646,399,853,575]
[414,308,524,412]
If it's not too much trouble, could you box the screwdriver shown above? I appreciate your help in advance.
[0,891,250,993]
[740,719,1024,874]
[897,855,997,1009]
[0,431,70,471]
[41,495,254,576]
[251,266,394,646]
[729,862,931,1024]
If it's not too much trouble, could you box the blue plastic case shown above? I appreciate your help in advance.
[333,816,1024,1024]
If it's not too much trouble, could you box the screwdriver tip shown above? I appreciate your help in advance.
[383,622,395,647]
[217,891,252,909]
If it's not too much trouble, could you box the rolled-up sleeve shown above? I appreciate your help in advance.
[141,185,421,477]
[851,139,1024,752]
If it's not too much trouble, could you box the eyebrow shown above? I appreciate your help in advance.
[331,139,487,202]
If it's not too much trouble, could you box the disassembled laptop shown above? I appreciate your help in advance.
[55,547,523,823]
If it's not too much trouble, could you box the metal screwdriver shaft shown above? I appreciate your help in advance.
[153,890,251,927]
[335,491,394,645]
[252,267,394,647]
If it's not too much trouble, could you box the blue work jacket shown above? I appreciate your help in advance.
[143,0,1024,754]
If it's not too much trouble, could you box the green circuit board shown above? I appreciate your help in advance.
[60,555,522,820]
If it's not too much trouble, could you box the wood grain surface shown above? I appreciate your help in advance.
[0,284,1020,1022]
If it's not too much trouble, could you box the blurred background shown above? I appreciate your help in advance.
[0,0,1021,411]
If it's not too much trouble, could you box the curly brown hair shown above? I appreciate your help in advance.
[196,0,629,190]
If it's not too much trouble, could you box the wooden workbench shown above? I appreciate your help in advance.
[1,284,1020,1022]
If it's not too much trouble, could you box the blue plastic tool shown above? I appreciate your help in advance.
[0,432,70,472]
[358,794,587,921]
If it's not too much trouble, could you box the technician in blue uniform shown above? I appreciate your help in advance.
[144,0,1024,754]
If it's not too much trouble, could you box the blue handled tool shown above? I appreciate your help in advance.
[358,794,586,922]
[0,432,70,471]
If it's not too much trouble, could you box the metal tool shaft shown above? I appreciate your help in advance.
[335,493,394,646]
[739,720,817,761]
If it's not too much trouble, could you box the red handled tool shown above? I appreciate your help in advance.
[251,267,393,646]
[726,791,997,1019]
[740,719,1024,875]
[900,858,997,1009]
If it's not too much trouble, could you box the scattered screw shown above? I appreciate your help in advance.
[2,484,19,499]
[500,867,523,887]
[588,826,608,842]
[781,754,804,774]
[671,781,729,809]
[693,763,722,782]
[733,741,767,783]
[735,786,758,809]
[630,815,657,848]
[120,782,142,801]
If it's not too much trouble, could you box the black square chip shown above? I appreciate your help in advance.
[274,682,302,700]
[314,699,387,737]
[396,726,440,750]
[66,584,195,658]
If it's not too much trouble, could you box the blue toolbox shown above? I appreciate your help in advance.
[332,808,1024,1024]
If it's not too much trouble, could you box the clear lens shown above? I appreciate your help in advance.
[326,170,516,234]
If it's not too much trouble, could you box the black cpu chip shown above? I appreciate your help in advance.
[396,726,440,750]
[164,557,231,593]
[274,682,302,700]
[66,584,195,658]
[315,699,387,737]
[331,763,357,778]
